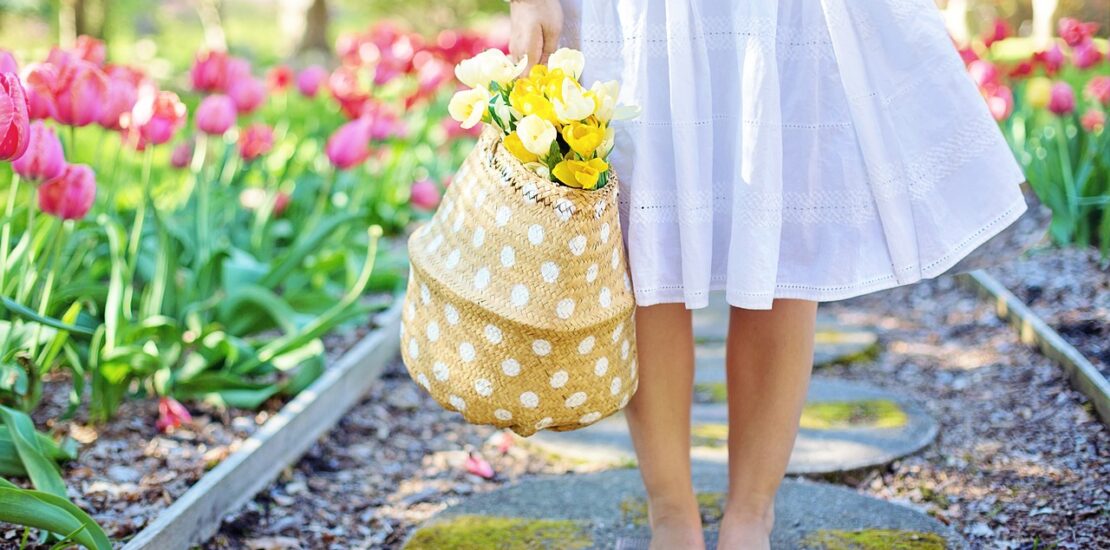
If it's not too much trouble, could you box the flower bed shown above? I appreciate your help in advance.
[0,22,497,546]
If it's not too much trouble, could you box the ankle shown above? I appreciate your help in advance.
[721,504,775,532]
[647,496,702,528]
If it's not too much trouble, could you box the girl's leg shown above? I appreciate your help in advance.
[625,302,704,550]
[716,299,818,550]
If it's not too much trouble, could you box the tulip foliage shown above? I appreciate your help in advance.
[0,22,496,542]
[962,17,1110,253]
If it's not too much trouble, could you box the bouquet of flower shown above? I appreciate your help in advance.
[447,48,638,190]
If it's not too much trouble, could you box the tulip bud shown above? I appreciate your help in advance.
[98,72,139,130]
[410,179,441,211]
[129,88,187,147]
[13,121,65,181]
[1081,110,1105,133]
[1058,17,1098,48]
[296,65,328,98]
[38,164,96,220]
[325,117,373,170]
[73,35,106,66]
[191,50,230,93]
[1033,44,1065,76]
[23,64,57,120]
[1025,77,1053,109]
[985,86,1014,122]
[228,76,265,114]
[967,60,999,89]
[267,65,292,91]
[195,94,237,135]
[1086,76,1110,106]
[171,140,193,169]
[0,49,18,74]
[51,58,109,127]
[156,397,192,433]
[0,72,30,161]
[238,123,274,161]
[1048,82,1076,116]
[1072,40,1104,71]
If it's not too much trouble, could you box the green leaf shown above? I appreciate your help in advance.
[0,406,66,497]
[259,212,362,289]
[0,297,95,337]
[0,481,112,550]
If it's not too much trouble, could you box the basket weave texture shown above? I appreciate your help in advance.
[400,127,638,437]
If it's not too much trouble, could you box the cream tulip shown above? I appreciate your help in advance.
[548,48,586,80]
[517,114,557,156]
[554,79,595,123]
[455,48,528,89]
[449,87,491,129]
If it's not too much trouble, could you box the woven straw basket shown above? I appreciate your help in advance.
[400,127,638,437]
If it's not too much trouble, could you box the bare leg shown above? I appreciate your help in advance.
[625,303,704,550]
[716,299,818,550]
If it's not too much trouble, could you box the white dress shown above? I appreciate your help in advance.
[557,0,1029,310]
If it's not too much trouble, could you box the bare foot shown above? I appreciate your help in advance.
[715,512,773,550]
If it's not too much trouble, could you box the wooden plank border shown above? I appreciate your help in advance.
[960,270,1110,425]
[123,299,404,549]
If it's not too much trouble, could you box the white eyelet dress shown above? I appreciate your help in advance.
[557,0,1028,310]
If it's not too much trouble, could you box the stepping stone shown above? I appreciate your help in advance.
[402,468,966,549]
[519,377,938,475]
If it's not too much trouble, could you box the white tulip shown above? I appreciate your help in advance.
[517,114,557,156]
[548,48,586,79]
[590,80,620,123]
[455,48,528,89]
[448,87,491,129]
[554,79,595,123]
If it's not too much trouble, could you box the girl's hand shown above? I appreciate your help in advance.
[509,0,563,71]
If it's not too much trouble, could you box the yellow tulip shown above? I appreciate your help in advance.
[1026,77,1053,109]
[510,83,557,122]
[538,68,569,101]
[553,158,609,189]
[562,122,606,157]
[504,131,539,163]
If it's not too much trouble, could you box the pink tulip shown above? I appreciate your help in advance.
[97,71,139,130]
[957,46,979,66]
[410,179,440,211]
[23,64,57,120]
[1081,110,1105,133]
[267,65,293,91]
[170,140,193,169]
[13,121,64,181]
[228,76,265,114]
[986,86,1014,122]
[238,123,274,161]
[1048,82,1076,116]
[1033,44,1065,76]
[463,452,495,479]
[328,66,370,119]
[0,50,17,74]
[38,164,96,220]
[51,58,108,127]
[1058,18,1099,48]
[191,50,230,92]
[296,65,328,98]
[127,87,187,147]
[325,117,373,170]
[982,18,1011,48]
[156,397,193,433]
[72,35,106,66]
[967,60,1000,89]
[0,73,29,161]
[195,94,237,135]
[1085,76,1110,106]
[1072,40,1104,70]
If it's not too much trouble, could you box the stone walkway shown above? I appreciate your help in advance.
[403,296,964,549]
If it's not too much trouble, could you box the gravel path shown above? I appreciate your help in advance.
[210,275,1107,550]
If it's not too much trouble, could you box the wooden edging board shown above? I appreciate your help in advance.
[122,298,404,549]
[960,270,1110,425]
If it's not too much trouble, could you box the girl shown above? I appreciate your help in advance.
[508,1,1028,548]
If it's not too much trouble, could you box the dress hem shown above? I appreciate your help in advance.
[630,189,1030,311]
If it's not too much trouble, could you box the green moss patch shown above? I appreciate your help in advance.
[813,330,881,367]
[694,382,729,403]
[619,492,726,527]
[802,529,947,549]
[690,423,729,448]
[800,400,908,430]
[404,515,592,549]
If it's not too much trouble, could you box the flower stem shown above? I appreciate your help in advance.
[0,173,22,294]
[122,146,155,320]
[28,219,66,359]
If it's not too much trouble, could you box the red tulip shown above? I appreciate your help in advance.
[238,123,274,161]
[0,50,17,74]
[410,179,440,211]
[1072,40,1104,70]
[1008,60,1034,79]
[195,94,237,135]
[981,18,1011,48]
[273,191,291,216]
[38,164,96,220]
[23,64,57,120]
[296,65,328,98]
[51,58,109,127]
[1058,18,1099,48]
[191,50,230,92]
[156,397,193,433]
[127,86,187,147]
[1048,82,1076,116]
[170,140,192,169]
[0,73,29,162]
[985,86,1014,122]
[229,76,265,114]
[239,188,290,216]
[72,35,106,66]
[463,452,495,479]
[1081,110,1105,133]
[325,117,373,170]
[1085,76,1110,106]
[267,65,293,91]
[13,121,64,181]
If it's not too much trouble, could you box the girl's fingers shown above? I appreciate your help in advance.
[541,22,560,63]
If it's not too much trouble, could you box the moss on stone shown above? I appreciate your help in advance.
[801,529,946,549]
[690,423,729,448]
[693,382,729,403]
[404,515,592,549]
[812,329,881,368]
[800,400,908,430]
[620,492,726,527]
